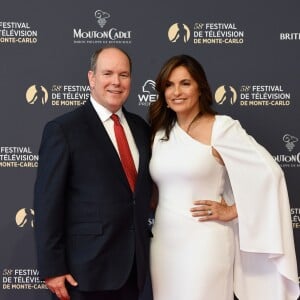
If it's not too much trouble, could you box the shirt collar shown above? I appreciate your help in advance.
[90,96,123,122]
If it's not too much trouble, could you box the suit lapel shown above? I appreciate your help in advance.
[82,101,129,188]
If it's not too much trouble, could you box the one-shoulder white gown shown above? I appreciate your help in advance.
[150,122,235,300]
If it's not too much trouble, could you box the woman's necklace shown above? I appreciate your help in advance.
[185,112,203,133]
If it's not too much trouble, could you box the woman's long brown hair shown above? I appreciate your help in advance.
[148,55,217,144]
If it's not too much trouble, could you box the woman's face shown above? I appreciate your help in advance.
[164,66,201,117]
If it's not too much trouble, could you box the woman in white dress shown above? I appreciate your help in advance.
[148,55,299,300]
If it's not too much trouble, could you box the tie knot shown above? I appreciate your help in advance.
[111,114,120,124]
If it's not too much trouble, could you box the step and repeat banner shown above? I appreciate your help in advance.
[0,1,299,299]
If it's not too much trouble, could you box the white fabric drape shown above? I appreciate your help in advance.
[212,115,299,299]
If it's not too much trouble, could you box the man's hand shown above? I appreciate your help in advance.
[45,274,78,300]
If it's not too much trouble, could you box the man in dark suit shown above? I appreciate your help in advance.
[34,47,153,300]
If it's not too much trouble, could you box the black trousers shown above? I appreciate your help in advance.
[52,260,139,300]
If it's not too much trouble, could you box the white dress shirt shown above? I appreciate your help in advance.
[90,96,139,171]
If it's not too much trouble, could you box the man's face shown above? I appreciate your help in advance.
[88,48,131,112]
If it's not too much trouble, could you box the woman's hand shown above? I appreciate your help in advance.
[190,198,237,222]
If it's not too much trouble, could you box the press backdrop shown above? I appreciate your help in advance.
[0,1,299,299]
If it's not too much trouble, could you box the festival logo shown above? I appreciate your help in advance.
[2,268,47,290]
[25,84,89,107]
[168,23,191,43]
[167,21,245,45]
[0,146,39,168]
[214,85,237,105]
[0,21,38,44]
[193,22,244,44]
[26,85,48,105]
[239,85,291,107]
[16,208,34,228]
[214,84,292,107]
[291,207,300,230]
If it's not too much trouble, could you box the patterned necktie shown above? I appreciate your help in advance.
[111,114,137,192]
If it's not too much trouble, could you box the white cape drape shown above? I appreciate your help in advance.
[212,115,299,299]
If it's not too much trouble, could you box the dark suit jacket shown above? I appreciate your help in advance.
[34,100,152,292]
